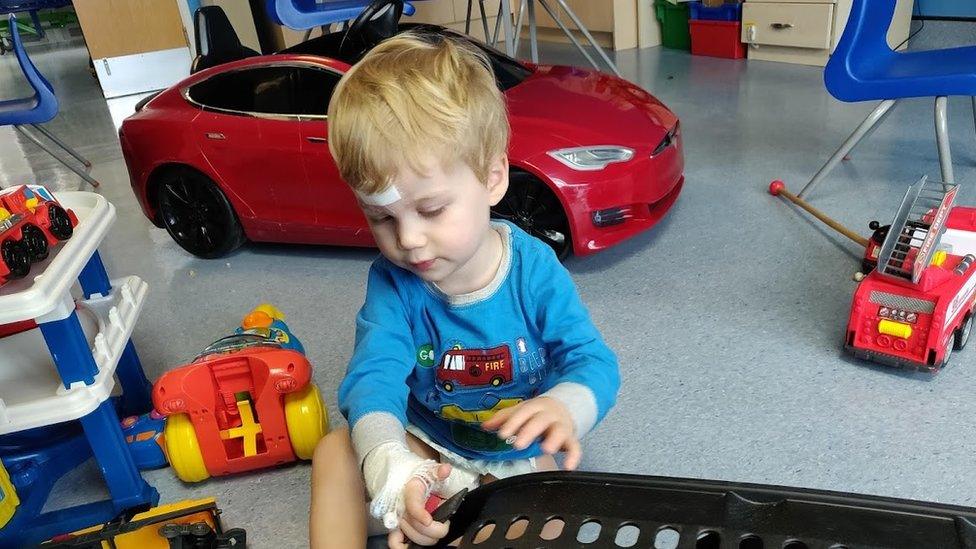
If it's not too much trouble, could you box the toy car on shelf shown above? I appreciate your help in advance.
[119,2,684,260]
[0,184,77,286]
[40,498,245,548]
[150,305,328,482]
[846,177,976,371]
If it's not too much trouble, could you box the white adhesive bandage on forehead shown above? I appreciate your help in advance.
[356,185,402,207]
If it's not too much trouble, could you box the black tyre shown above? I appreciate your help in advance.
[155,168,245,258]
[48,205,73,240]
[1,239,31,280]
[492,172,572,260]
[942,338,953,369]
[955,314,973,351]
[20,224,49,261]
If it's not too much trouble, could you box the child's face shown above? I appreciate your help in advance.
[358,155,509,293]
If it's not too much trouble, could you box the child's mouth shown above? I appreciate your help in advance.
[411,259,436,271]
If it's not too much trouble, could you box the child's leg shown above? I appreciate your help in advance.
[310,428,366,549]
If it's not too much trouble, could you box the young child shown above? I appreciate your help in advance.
[309,30,619,549]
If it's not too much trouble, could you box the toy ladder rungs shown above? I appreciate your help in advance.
[877,176,958,283]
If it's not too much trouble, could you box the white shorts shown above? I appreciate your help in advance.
[405,424,539,479]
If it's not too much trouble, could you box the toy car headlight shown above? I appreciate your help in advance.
[547,146,634,171]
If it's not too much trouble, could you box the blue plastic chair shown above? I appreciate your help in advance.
[797,0,976,198]
[266,0,417,30]
[0,14,99,188]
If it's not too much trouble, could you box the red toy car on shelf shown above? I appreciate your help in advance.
[846,177,976,371]
[0,184,76,286]
[152,306,328,482]
[119,5,684,260]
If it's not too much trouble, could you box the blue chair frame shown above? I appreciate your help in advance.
[798,0,976,198]
[0,14,98,188]
[266,0,417,31]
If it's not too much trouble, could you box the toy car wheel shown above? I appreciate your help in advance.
[942,338,953,369]
[1,239,30,280]
[155,168,245,259]
[47,205,73,240]
[492,172,572,260]
[955,314,973,351]
[284,383,329,460]
[163,413,210,483]
[20,224,48,261]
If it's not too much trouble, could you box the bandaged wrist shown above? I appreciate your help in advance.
[363,441,443,529]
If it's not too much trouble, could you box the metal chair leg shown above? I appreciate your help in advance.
[536,0,599,69]
[14,125,100,189]
[552,0,622,77]
[528,0,538,63]
[935,96,953,184]
[513,0,527,54]
[843,100,897,161]
[797,99,897,199]
[30,123,91,167]
[477,0,491,43]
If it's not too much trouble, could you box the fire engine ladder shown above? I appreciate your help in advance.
[876,176,959,283]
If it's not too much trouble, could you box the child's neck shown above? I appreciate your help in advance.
[437,226,503,296]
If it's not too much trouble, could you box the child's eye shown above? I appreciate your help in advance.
[419,207,446,219]
[367,214,392,223]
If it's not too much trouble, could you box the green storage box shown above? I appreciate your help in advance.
[655,0,691,50]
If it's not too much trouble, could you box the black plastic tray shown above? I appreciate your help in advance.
[425,472,976,548]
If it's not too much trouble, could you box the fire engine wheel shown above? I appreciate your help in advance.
[284,383,329,460]
[155,167,245,259]
[442,381,454,393]
[492,172,572,260]
[163,413,210,483]
[955,314,973,351]
[20,224,48,261]
[48,205,73,241]
[490,376,503,387]
[1,239,30,280]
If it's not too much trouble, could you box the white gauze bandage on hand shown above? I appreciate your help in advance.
[363,441,443,530]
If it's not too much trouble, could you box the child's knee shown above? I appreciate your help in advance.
[313,427,354,465]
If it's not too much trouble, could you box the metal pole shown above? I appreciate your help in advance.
[536,0,599,70]
[935,96,954,184]
[14,125,100,188]
[30,123,92,167]
[500,0,514,56]
[528,0,538,63]
[797,99,897,199]
[552,0,621,77]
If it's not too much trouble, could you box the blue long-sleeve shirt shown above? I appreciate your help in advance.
[340,222,619,462]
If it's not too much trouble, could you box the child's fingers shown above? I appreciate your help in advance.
[540,424,571,455]
[562,436,582,471]
[481,405,516,430]
[495,404,542,439]
[512,414,556,450]
[399,515,448,546]
[403,479,433,527]
[387,528,410,549]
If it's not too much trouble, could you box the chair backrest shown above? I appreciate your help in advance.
[192,6,258,73]
[7,15,57,112]
[823,0,897,102]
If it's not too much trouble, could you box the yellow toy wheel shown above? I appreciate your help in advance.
[284,383,329,460]
[164,413,210,483]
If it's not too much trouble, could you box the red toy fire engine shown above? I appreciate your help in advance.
[770,177,976,372]
[0,184,77,286]
[152,306,328,482]
[437,345,514,392]
[846,177,976,371]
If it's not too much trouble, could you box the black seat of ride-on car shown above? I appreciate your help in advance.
[191,6,260,74]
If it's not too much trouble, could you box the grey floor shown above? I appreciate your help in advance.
[6,23,976,548]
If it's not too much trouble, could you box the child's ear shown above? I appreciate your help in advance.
[486,155,509,207]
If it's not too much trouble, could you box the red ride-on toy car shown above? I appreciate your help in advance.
[0,184,77,286]
[152,307,328,482]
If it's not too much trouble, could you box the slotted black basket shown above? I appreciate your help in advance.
[425,472,976,549]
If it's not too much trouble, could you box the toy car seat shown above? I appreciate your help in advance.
[191,6,260,74]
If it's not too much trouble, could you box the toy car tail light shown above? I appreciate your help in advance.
[878,319,912,339]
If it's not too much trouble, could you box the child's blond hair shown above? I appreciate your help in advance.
[327,31,510,194]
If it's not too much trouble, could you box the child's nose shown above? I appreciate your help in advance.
[397,219,426,250]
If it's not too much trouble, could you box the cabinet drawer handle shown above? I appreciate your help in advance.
[770,22,794,30]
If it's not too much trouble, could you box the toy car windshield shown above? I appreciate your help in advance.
[195,334,280,360]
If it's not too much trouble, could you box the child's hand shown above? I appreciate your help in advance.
[481,397,582,470]
[387,464,452,548]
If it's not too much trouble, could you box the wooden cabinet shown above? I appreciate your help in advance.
[403,0,508,43]
[742,0,914,66]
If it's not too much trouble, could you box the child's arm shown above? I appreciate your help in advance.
[484,248,620,465]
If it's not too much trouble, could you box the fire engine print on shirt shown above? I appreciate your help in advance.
[436,344,514,393]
